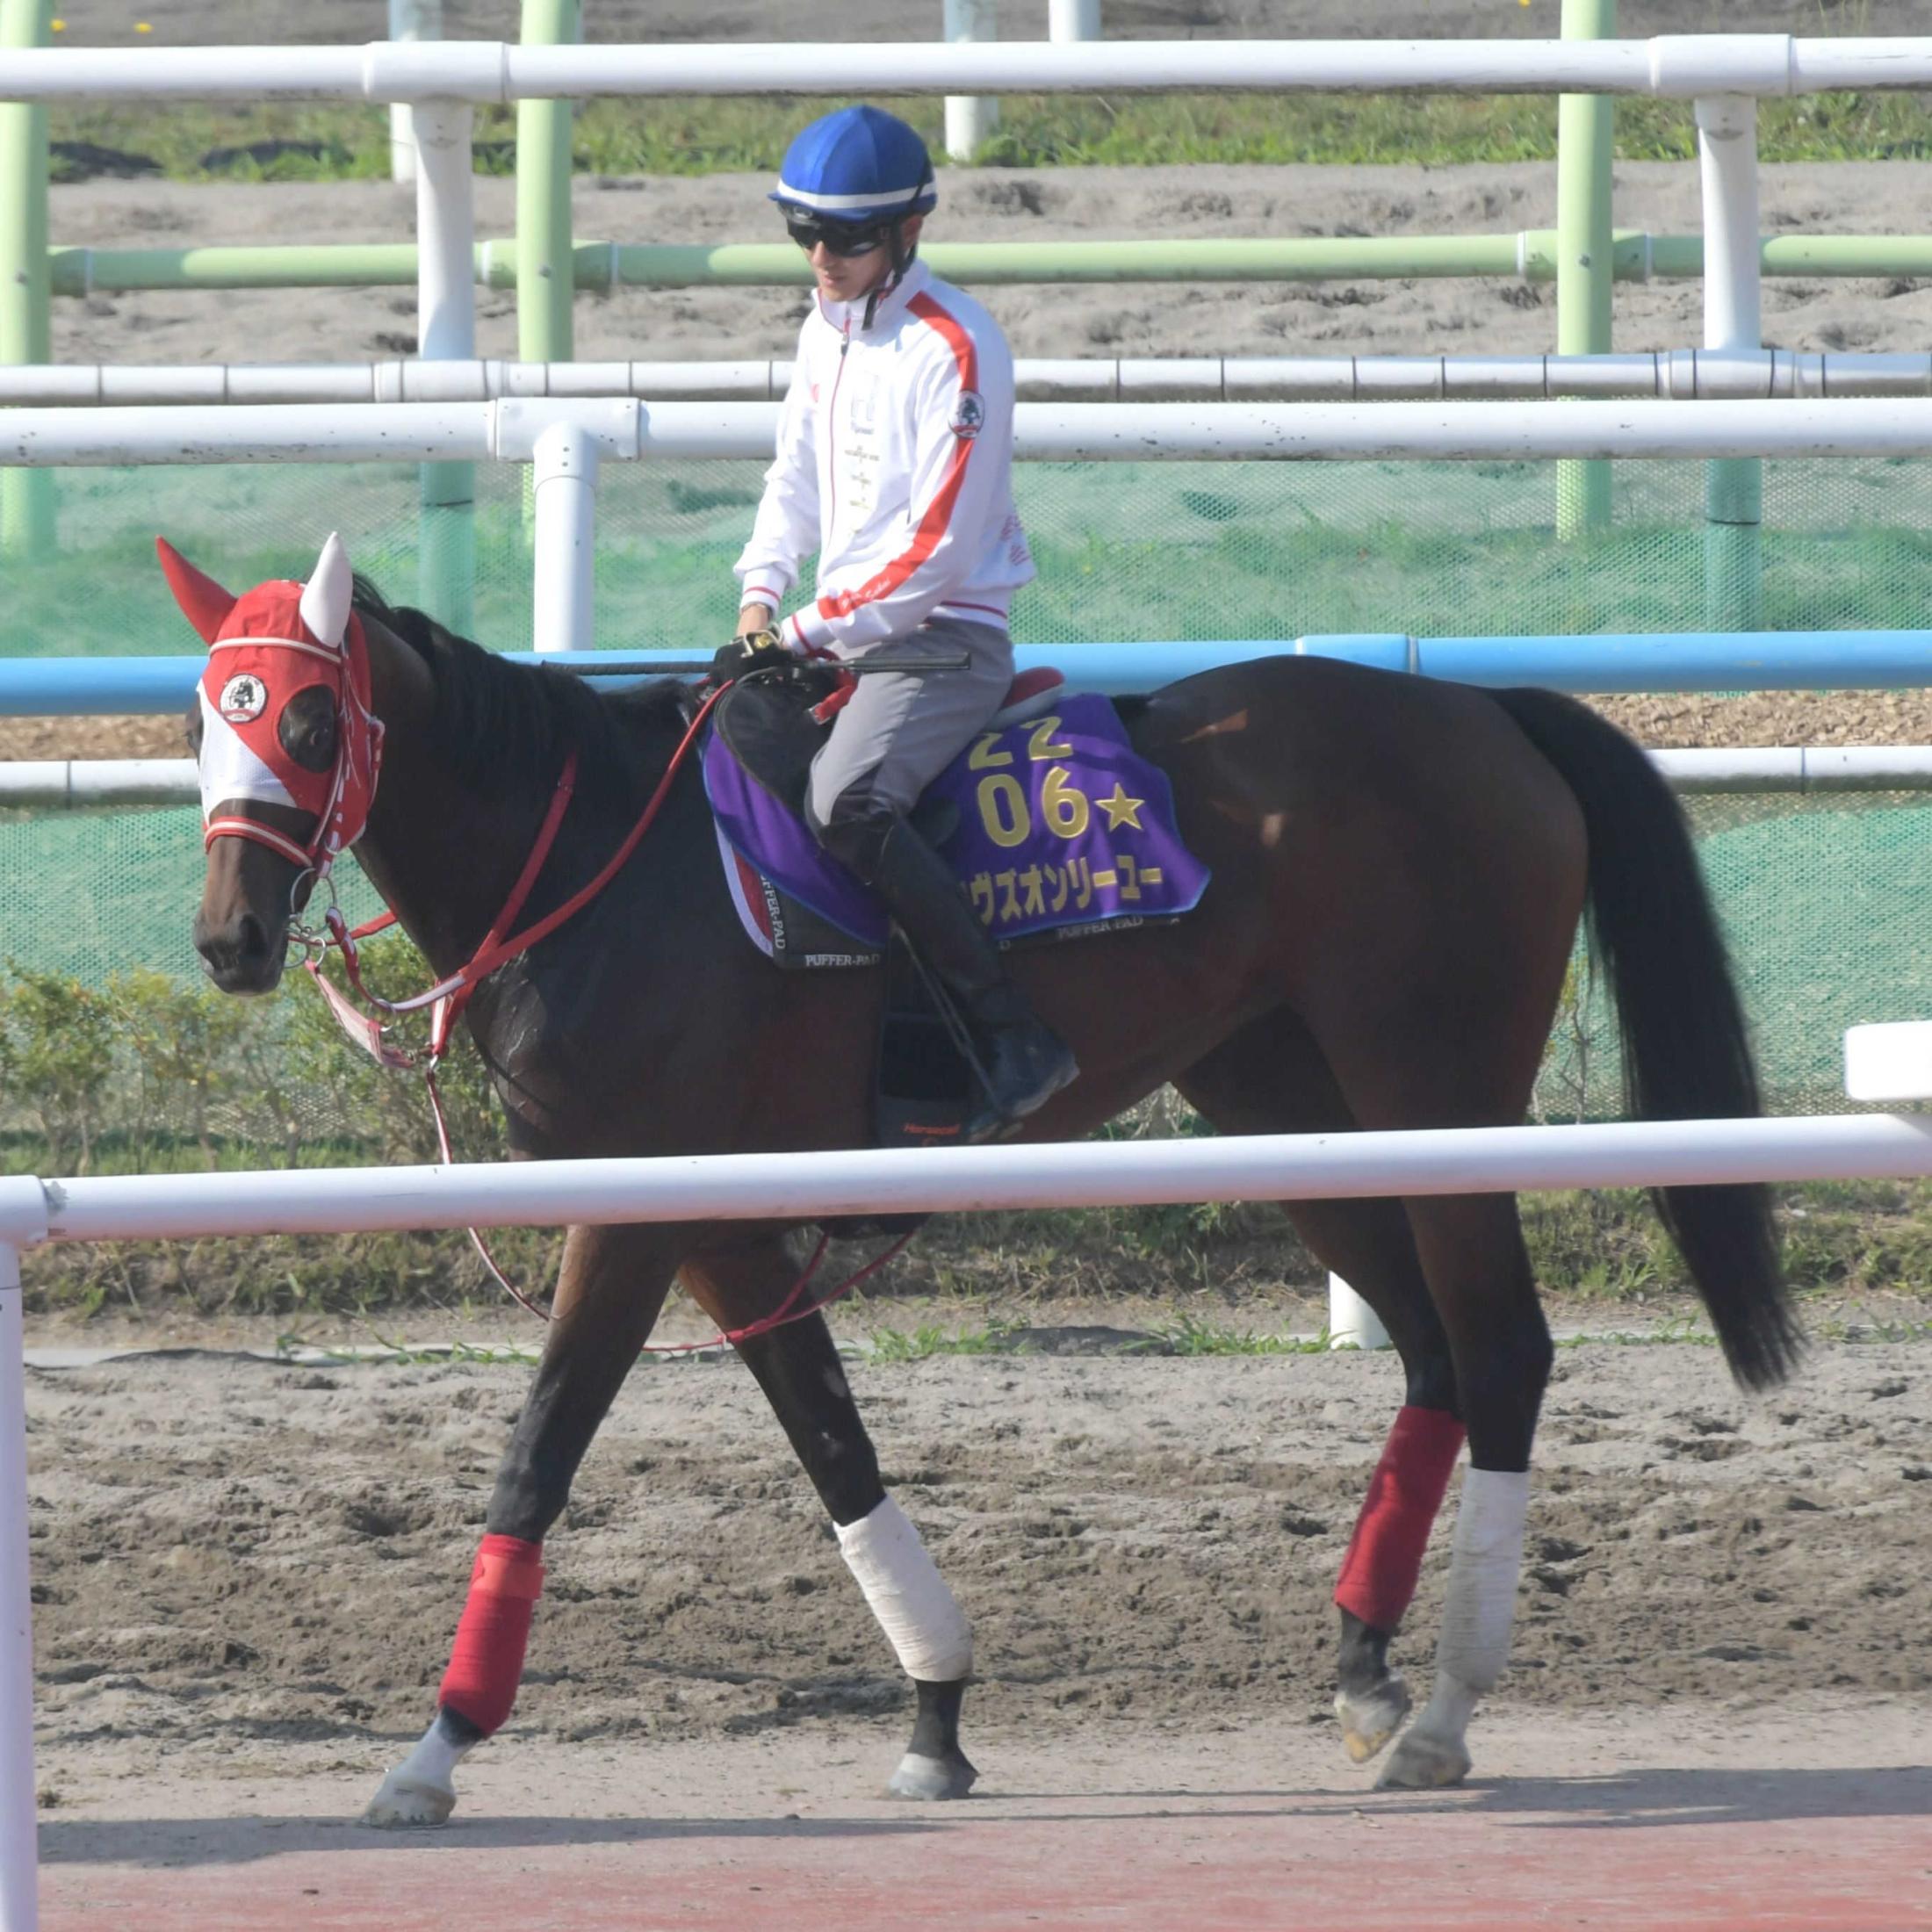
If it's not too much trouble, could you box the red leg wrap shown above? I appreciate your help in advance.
[1333,1405,1465,1633]
[438,1533,544,1737]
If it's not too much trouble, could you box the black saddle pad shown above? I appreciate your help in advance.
[714,662,841,819]
[714,661,962,846]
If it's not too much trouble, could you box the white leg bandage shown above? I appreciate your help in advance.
[1433,1466,1531,1699]
[836,1494,974,1683]
[1376,1467,1531,1788]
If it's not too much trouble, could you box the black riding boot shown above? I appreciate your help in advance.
[828,810,1078,1143]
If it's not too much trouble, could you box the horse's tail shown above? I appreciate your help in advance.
[1489,686,1801,1390]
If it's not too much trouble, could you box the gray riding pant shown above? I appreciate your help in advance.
[806,614,1016,833]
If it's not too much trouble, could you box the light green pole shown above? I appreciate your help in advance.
[40,231,1932,298]
[516,0,578,365]
[1554,0,1614,540]
[0,0,54,559]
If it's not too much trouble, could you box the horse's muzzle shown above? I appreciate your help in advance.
[194,908,286,995]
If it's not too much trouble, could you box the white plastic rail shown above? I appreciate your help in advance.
[3,38,1931,102]
[9,351,1932,407]
[11,397,1932,465]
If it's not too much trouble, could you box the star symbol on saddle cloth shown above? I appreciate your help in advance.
[1096,782,1145,832]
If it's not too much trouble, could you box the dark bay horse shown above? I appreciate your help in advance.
[165,534,1798,1827]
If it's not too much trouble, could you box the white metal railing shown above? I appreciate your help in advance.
[11,1117,1932,1243]
[4,38,1932,102]
[12,395,1932,465]
[9,350,1932,408]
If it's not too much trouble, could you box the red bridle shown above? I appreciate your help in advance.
[160,535,385,884]
[197,615,386,879]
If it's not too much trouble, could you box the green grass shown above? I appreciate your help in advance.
[864,1318,1035,1360]
[46,88,1932,189]
[272,1331,543,1366]
[1149,1313,1330,1355]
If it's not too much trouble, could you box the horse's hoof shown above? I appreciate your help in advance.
[1335,1673,1410,1764]
[887,1748,977,1800]
[1374,1727,1472,1791]
[360,1771,457,1828]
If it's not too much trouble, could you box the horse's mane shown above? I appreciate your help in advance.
[350,576,691,815]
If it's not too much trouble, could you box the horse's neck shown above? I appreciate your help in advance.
[348,625,681,981]
[353,755,523,978]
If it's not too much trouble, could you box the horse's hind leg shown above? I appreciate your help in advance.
[1369,1193,1548,1791]
[1293,971,1561,1791]
[364,1222,677,1828]
[1176,1012,1465,1768]
[682,1235,978,1802]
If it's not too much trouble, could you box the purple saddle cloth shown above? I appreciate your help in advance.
[703,689,1212,968]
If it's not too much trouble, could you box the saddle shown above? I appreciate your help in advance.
[712,655,1070,840]
[712,661,1069,1179]
[703,657,1205,1166]
[703,667,1207,962]
[701,658,1213,1163]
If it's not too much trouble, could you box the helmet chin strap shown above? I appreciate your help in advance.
[863,220,917,332]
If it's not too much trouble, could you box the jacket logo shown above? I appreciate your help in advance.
[219,673,268,724]
[950,389,985,439]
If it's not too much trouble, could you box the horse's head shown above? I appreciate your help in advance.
[160,532,386,994]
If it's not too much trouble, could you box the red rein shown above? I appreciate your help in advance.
[306,680,910,1346]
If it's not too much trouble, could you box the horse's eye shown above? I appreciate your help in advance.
[278,686,338,773]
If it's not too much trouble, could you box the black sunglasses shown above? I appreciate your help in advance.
[784,214,892,258]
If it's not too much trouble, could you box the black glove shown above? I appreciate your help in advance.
[710,625,789,685]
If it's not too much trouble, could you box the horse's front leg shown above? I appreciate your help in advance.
[685,1234,978,1801]
[363,1222,677,1828]
[1287,1197,1465,1767]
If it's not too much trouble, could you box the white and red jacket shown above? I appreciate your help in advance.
[734,259,1034,659]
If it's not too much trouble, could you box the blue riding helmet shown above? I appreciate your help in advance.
[771,105,938,226]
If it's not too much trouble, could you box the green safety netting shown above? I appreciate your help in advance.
[2,452,1929,1135]
[8,454,1932,659]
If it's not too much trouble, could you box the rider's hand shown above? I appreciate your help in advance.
[711,617,790,684]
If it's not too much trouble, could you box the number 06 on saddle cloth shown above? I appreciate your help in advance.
[703,688,1212,969]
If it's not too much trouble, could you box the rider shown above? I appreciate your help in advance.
[718,105,1078,1143]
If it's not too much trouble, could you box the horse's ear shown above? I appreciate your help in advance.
[155,536,238,645]
[299,531,353,648]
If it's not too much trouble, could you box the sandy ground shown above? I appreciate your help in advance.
[23,1340,1931,1829]
[50,161,1932,370]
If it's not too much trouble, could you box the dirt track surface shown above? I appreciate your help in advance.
[27,1712,1932,1931]
[25,1339,1932,1816]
